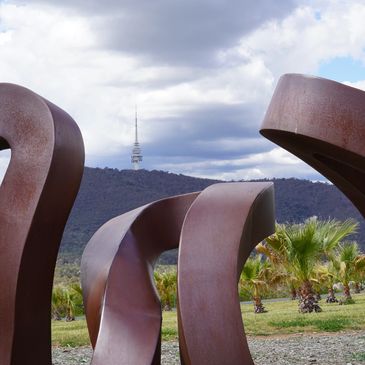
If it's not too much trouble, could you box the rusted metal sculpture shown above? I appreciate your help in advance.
[7,72,363,364]
[260,73,365,218]
[178,182,274,365]
[0,83,84,365]
[81,182,275,365]
[81,192,199,365]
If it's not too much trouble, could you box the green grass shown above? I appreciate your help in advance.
[161,311,178,340]
[241,293,365,336]
[352,351,365,361]
[52,292,365,347]
[269,317,351,332]
[52,320,90,347]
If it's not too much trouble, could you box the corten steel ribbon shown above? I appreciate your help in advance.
[81,192,199,365]
[260,74,365,218]
[82,182,275,364]
[0,83,84,365]
[177,182,275,365]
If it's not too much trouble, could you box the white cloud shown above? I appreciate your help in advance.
[238,2,365,79]
[0,3,157,163]
[1,1,365,181]
[157,147,321,181]
[345,80,365,91]
[0,150,11,184]
[0,1,278,170]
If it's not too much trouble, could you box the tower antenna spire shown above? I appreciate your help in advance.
[131,105,143,170]
[135,105,138,143]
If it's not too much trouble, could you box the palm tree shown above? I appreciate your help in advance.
[256,241,298,300]
[332,242,365,303]
[282,218,323,312]
[316,219,358,259]
[69,283,84,317]
[315,263,338,303]
[353,254,365,293]
[51,284,83,321]
[64,285,83,321]
[52,286,64,320]
[262,217,357,313]
[239,255,271,313]
[154,271,177,310]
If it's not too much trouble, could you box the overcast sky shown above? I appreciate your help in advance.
[1,0,365,181]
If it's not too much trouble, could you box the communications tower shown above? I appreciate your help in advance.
[131,107,143,170]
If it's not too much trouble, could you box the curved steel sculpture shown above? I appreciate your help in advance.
[178,182,274,365]
[81,182,275,365]
[81,192,199,365]
[8,73,364,364]
[0,83,84,365]
[260,73,365,218]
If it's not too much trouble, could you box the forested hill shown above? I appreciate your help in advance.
[59,167,365,264]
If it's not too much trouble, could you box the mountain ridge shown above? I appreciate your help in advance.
[59,167,365,264]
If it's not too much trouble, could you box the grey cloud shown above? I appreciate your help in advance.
[101,0,298,65]
[7,0,306,180]
[87,102,272,171]
[141,103,272,159]
[104,67,202,90]
[143,136,270,160]
[17,0,298,65]
[88,147,326,182]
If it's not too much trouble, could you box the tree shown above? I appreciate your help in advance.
[353,253,365,293]
[314,263,338,303]
[332,242,365,303]
[51,284,83,321]
[52,286,64,320]
[262,217,357,313]
[316,219,358,259]
[154,271,177,310]
[239,256,271,313]
[256,239,298,300]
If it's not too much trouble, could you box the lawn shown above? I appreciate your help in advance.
[52,292,365,347]
[242,292,365,336]
[52,319,90,347]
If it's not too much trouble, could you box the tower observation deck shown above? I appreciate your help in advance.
[131,108,143,170]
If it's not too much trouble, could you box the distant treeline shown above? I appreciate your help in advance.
[58,168,364,265]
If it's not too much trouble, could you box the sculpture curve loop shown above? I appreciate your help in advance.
[81,192,199,365]
[82,182,275,365]
[0,83,84,365]
[177,182,275,365]
[260,73,365,217]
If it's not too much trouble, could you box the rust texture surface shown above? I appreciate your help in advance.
[260,73,365,217]
[82,182,275,365]
[178,182,274,365]
[81,192,199,364]
[0,83,84,365]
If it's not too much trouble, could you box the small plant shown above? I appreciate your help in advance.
[352,352,365,361]
[52,283,83,321]
[339,297,355,305]
[154,271,177,310]
[161,327,178,341]
[314,318,350,332]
